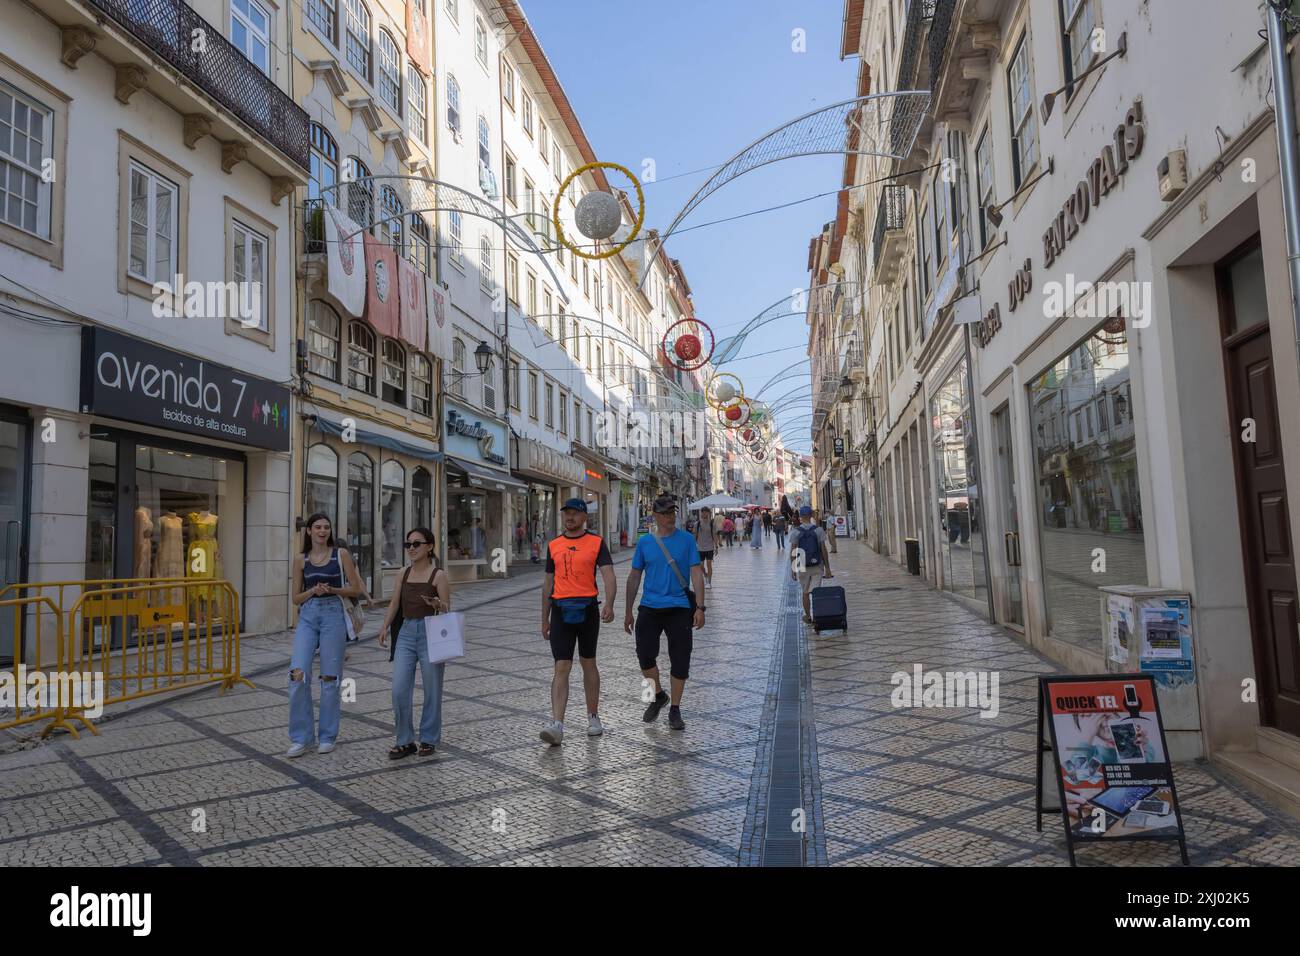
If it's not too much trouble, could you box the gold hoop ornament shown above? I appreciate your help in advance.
[552,161,645,261]
[706,372,745,410]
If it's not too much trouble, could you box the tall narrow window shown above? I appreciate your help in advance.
[446,73,461,135]
[451,338,466,399]
[0,83,52,240]
[231,0,271,75]
[409,214,431,274]
[479,234,493,291]
[504,154,517,205]
[559,391,568,435]
[305,0,337,44]
[1008,33,1039,187]
[528,371,539,419]
[506,252,519,304]
[381,338,407,405]
[307,301,341,379]
[231,219,268,331]
[408,66,427,143]
[127,161,178,283]
[1060,0,1098,88]
[540,122,549,164]
[502,62,516,109]
[510,360,521,410]
[483,362,496,411]
[522,94,534,137]
[346,156,372,229]
[544,382,554,428]
[308,123,338,205]
[380,185,403,253]
[477,114,491,167]
[344,0,371,80]
[474,17,488,65]
[410,353,432,415]
[377,30,401,114]
[347,321,376,393]
[975,126,994,248]
[448,210,463,264]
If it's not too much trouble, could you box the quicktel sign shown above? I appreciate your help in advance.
[79,327,291,451]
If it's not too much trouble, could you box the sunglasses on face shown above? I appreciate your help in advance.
[404,540,430,549]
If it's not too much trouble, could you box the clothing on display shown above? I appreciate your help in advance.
[134,507,153,579]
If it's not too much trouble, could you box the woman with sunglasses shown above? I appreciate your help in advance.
[378,528,451,759]
[288,513,365,757]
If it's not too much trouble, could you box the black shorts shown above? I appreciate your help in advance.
[634,605,694,680]
[699,550,715,561]
[549,602,599,661]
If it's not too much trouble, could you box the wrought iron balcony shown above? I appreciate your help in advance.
[84,0,310,172]
[893,0,936,101]
[927,0,957,92]
[872,185,907,278]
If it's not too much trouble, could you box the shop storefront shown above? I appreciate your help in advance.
[515,436,584,551]
[572,442,612,542]
[443,400,520,582]
[303,416,441,600]
[0,403,32,662]
[78,328,292,635]
[929,354,988,606]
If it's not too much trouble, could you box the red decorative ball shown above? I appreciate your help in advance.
[674,333,702,361]
[741,428,754,442]
[724,404,744,422]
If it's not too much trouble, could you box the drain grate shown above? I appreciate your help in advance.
[872,586,902,592]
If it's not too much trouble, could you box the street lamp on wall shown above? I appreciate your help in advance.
[473,340,494,375]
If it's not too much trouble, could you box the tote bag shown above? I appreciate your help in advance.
[424,611,466,664]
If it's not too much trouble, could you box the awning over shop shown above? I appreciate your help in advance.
[310,416,442,461]
[446,456,528,493]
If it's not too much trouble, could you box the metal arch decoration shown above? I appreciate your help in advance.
[706,372,745,410]
[553,161,646,261]
[753,357,812,400]
[661,319,715,372]
[714,282,863,367]
[636,91,931,290]
[315,174,572,305]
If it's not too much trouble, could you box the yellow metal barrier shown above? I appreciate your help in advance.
[62,580,254,734]
[0,595,93,738]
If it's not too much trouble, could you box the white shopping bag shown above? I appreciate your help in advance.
[424,612,465,664]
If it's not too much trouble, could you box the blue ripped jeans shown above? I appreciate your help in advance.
[391,617,446,747]
[288,598,347,746]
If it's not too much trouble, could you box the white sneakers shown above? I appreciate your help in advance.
[705,580,713,590]
[540,720,564,746]
[286,742,310,758]
[541,716,604,744]
[317,741,337,755]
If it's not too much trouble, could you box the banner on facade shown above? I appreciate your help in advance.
[363,233,400,339]
[406,0,432,76]
[325,204,366,317]
[1036,675,1188,865]
[428,282,451,362]
[397,256,428,352]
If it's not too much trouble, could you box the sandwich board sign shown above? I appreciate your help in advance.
[1036,674,1189,865]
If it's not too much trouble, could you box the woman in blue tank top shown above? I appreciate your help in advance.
[287,513,365,757]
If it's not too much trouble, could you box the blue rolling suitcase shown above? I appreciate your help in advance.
[810,585,847,633]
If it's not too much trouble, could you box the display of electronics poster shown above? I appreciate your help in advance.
[1037,675,1188,865]
[1140,597,1195,689]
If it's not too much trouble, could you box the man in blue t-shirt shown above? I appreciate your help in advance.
[624,494,706,730]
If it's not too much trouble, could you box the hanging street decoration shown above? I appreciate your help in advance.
[553,161,646,261]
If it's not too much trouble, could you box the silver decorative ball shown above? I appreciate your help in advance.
[575,191,623,240]
[716,382,737,403]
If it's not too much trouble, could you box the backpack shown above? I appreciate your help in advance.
[795,525,821,566]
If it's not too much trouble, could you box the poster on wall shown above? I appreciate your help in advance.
[1035,674,1189,866]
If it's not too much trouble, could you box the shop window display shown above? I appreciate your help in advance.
[446,491,486,560]
[1029,317,1145,647]
[306,444,338,527]
[380,459,405,569]
[347,452,374,591]
[930,359,987,602]
[412,466,432,532]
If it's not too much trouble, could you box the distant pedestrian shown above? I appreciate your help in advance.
[750,512,763,549]
[694,507,717,590]
[288,514,366,757]
[763,510,773,539]
[721,515,735,547]
[773,513,788,550]
[624,495,705,731]
[539,499,616,746]
[378,528,451,759]
[790,506,833,625]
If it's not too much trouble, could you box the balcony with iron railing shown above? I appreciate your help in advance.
[893,0,936,96]
[38,0,310,183]
[872,184,908,282]
[926,0,957,92]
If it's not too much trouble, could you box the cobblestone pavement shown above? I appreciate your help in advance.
[2,538,1298,866]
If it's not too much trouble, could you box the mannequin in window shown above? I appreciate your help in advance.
[187,510,220,623]
[157,511,185,604]
[134,507,154,580]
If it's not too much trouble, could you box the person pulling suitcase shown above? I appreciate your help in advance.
[789,505,833,625]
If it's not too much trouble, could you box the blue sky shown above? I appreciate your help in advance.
[521,0,858,452]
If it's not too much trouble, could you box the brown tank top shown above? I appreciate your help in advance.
[401,568,440,619]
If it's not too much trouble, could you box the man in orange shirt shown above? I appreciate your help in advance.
[540,498,617,746]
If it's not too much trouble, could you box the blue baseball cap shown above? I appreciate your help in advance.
[799,505,813,516]
[561,497,588,513]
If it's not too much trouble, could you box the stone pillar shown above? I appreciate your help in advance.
[244,450,291,635]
